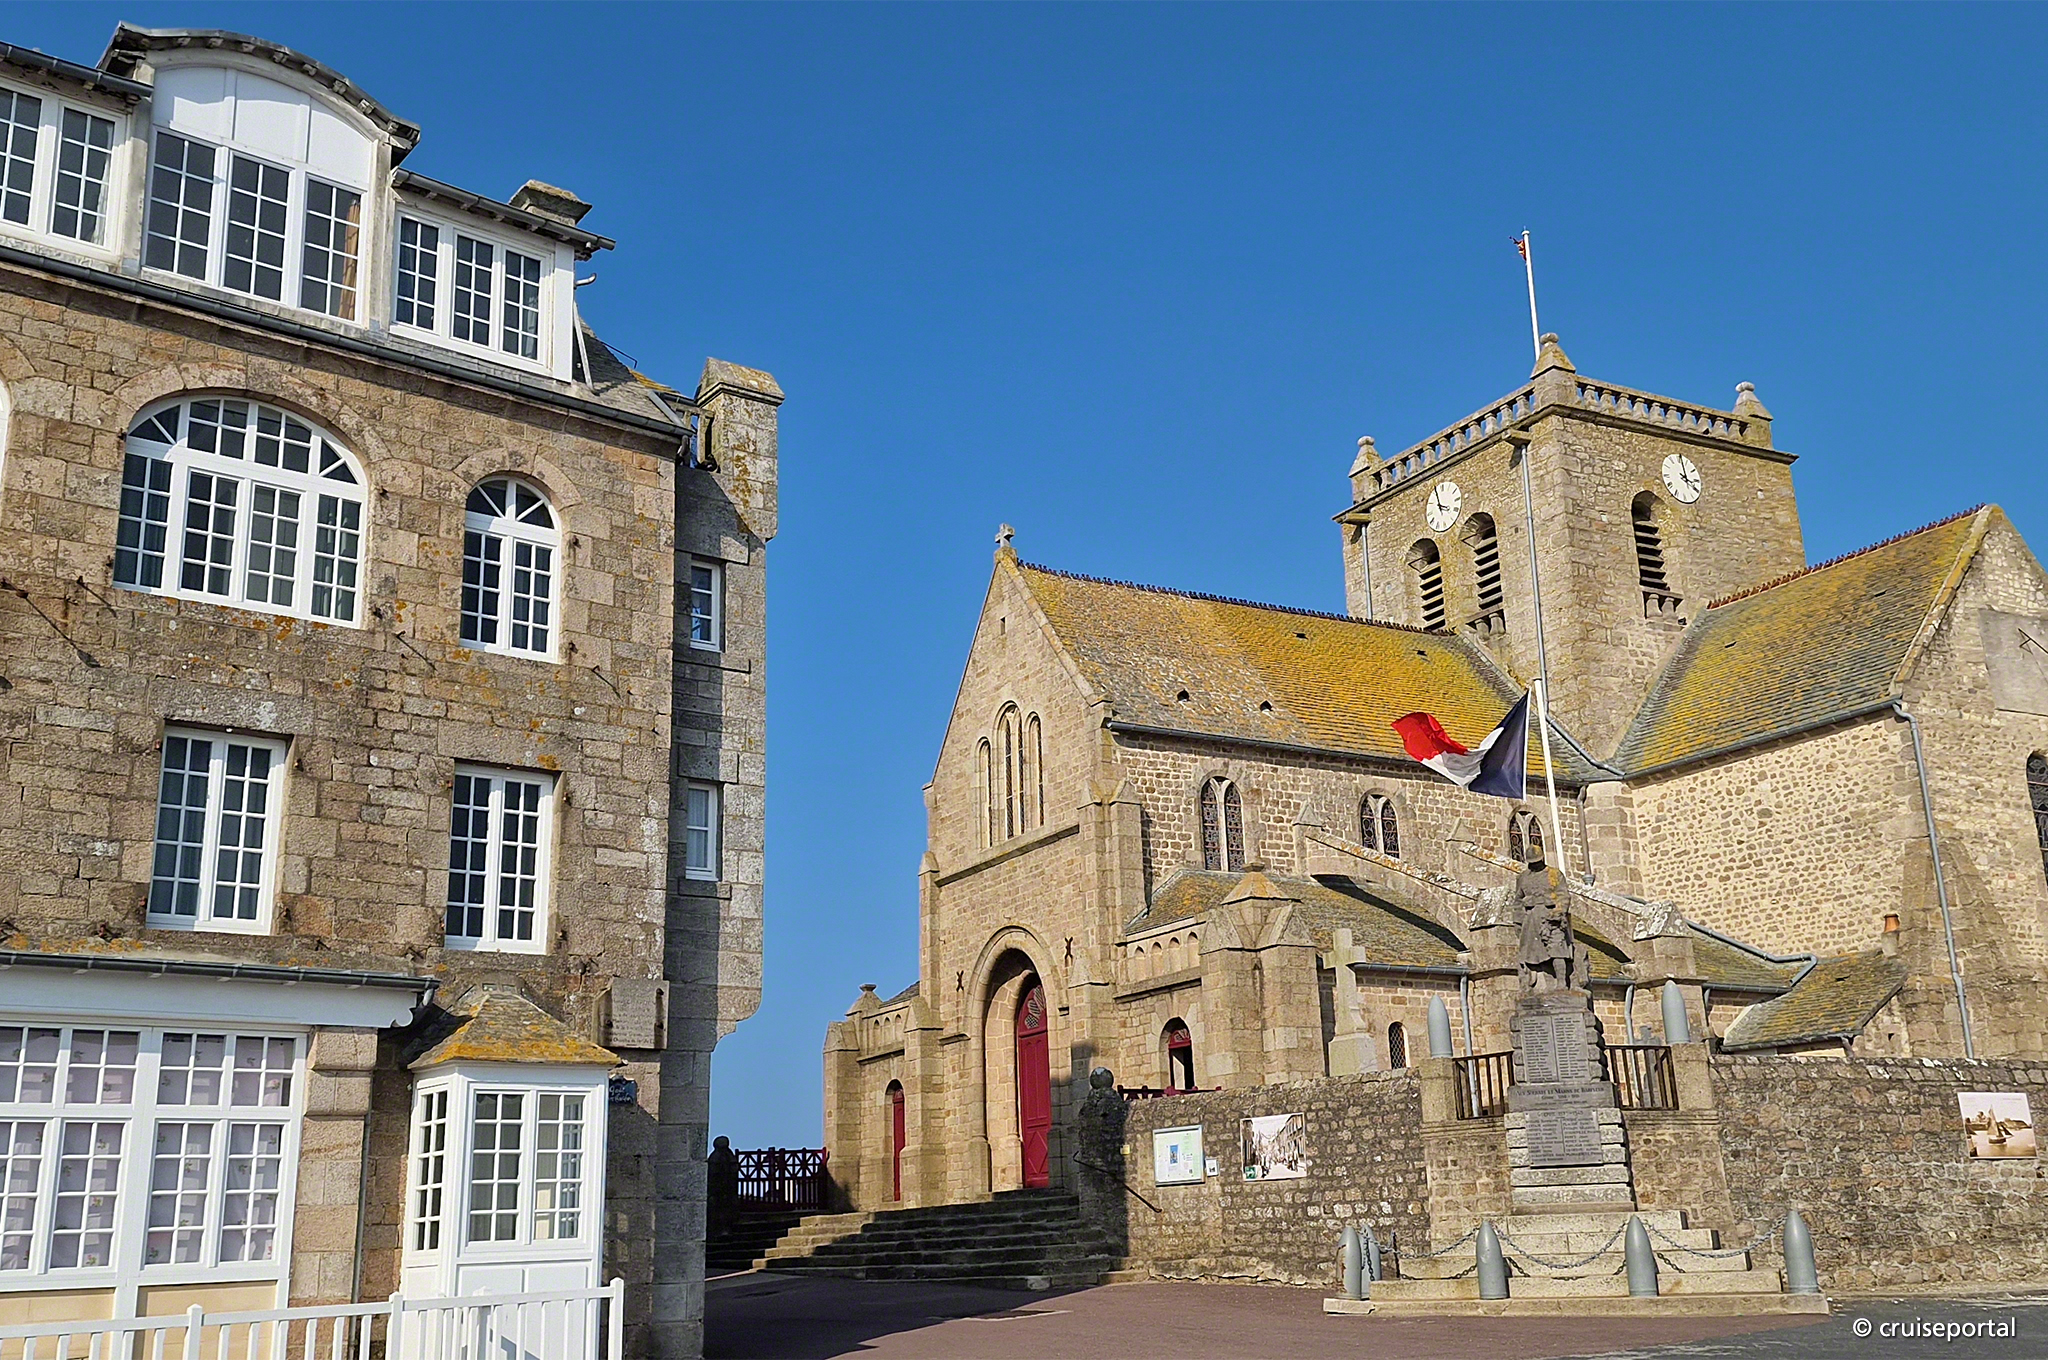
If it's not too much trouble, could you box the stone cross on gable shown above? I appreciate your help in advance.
[996,524,1015,551]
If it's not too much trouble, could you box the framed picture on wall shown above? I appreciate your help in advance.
[1959,1092,2036,1159]
[1240,1111,1308,1181]
[1153,1125,1205,1185]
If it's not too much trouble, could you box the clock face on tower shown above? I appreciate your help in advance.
[1662,453,1703,503]
[1425,481,1463,532]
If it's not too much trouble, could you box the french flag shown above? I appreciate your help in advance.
[1392,692,1530,800]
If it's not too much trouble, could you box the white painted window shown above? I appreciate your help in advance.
[299,179,363,320]
[393,213,555,370]
[147,728,287,934]
[0,1024,301,1290]
[684,782,720,882]
[0,79,125,252]
[145,131,215,278]
[445,766,555,953]
[408,1087,450,1252]
[460,476,558,660]
[223,154,290,301]
[115,397,367,625]
[688,559,722,651]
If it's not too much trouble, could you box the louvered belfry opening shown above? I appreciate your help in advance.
[1409,539,1446,630]
[1464,513,1504,635]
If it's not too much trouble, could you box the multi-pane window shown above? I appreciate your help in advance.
[52,109,115,244]
[461,477,559,659]
[115,398,366,623]
[448,1087,589,1249]
[688,560,723,650]
[0,1025,299,1283]
[395,215,553,366]
[300,179,363,320]
[1360,792,1399,858]
[684,782,720,882]
[148,728,285,932]
[468,1091,524,1244]
[981,708,1043,847]
[445,767,554,952]
[1199,777,1245,873]
[532,1093,585,1241]
[1508,808,1545,866]
[145,132,215,278]
[396,217,440,328]
[409,1088,450,1252]
[0,88,40,225]
[223,155,290,301]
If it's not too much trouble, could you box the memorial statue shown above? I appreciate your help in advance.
[1515,852,1589,993]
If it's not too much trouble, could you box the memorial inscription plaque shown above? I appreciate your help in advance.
[1517,1011,1586,1084]
[1526,1107,1604,1167]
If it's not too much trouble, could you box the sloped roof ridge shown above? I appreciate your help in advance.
[1017,561,1440,636]
[1705,506,1986,610]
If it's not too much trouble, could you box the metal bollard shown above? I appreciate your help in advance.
[1661,980,1692,1045]
[1783,1209,1819,1294]
[1427,996,1455,1058]
[1476,1221,1508,1300]
[1341,1224,1362,1300]
[1624,1215,1659,1297]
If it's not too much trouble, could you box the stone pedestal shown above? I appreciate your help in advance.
[1505,990,1634,1214]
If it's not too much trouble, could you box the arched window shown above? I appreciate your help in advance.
[461,476,558,659]
[1387,1021,1408,1070]
[1199,776,1245,872]
[1360,792,1399,858]
[1508,809,1544,865]
[886,1080,906,1202]
[2029,754,2048,880]
[1025,714,1044,831]
[1163,1019,1194,1091]
[115,396,365,623]
[979,739,997,847]
[1408,539,1445,630]
[1633,492,1674,609]
[1463,514,1503,632]
[1000,707,1018,839]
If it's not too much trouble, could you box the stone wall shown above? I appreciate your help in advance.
[1713,1054,2048,1291]
[1114,1072,1429,1287]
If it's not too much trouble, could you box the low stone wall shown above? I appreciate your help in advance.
[1112,1071,1428,1287]
[1713,1054,2048,1291]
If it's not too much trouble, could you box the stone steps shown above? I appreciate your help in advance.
[756,1188,1118,1289]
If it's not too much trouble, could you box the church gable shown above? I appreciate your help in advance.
[1615,506,1993,774]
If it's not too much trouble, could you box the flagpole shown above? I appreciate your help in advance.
[1519,230,1540,361]
[1514,426,1575,885]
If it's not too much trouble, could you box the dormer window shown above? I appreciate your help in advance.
[0,80,122,250]
[396,214,551,365]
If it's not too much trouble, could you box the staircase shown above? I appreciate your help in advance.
[756,1189,1120,1290]
[706,1208,808,1275]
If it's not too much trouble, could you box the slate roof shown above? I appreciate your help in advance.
[1615,508,1991,772]
[1018,564,1592,780]
[409,989,620,1069]
[1689,933,1807,994]
[1719,951,1907,1051]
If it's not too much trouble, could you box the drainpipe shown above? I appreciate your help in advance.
[1458,975,1476,1057]
[1623,983,1637,1044]
[1893,699,1974,1059]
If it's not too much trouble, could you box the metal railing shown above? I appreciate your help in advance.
[0,1279,624,1360]
[1453,1051,1514,1119]
[1117,1084,1221,1100]
[1606,1043,1679,1110]
[735,1146,830,1212]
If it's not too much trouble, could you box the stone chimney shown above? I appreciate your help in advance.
[509,180,592,226]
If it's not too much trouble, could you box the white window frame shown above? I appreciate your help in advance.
[114,397,369,626]
[683,782,721,883]
[0,1022,304,1306]
[146,727,288,936]
[0,77,127,259]
[390,208,556,375]
[687,558,723,652]
[459,476,561,662]
[401,1066,606,1297]
[443,765,557,955]
[140,127,366,323]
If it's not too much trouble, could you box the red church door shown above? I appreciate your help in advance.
[890,1083,906,1201]
[1015,981,1051,1188]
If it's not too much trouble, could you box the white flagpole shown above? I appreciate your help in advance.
[1520,230,1541,361]
[1532,680,1571,884]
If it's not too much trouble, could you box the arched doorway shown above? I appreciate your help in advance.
[1015,980,1051,1188]
[1164,1019,1194,1091]
[887,1081,906,1202]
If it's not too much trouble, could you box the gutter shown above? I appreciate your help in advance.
[392,169,615,255]
[1104,721,1588,790]
[0,947,437,997]
[0,42,152,100]
[0,242,699,449]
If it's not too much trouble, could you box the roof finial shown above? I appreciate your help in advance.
[996,523,1016,558]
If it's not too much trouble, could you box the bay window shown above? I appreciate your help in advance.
[394,212,553,367]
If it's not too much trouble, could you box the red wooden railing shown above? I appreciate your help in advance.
[733,1147,830,1212]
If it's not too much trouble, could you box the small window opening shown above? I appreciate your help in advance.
[1387,1022,1408,1070]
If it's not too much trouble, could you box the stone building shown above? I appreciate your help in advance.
[823,333,2048,1214]
[0,24,777,1355]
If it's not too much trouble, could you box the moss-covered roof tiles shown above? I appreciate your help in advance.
[1131,868,1468,966]
[1719,951,1907,1051]
[1019,564,1590,780]
[409,988,620,1070]
[1615,508,1991,772]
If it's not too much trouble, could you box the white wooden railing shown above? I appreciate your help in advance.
[0,1278,624,1360]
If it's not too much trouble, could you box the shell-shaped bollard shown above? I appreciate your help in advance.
[1661,980,1692,1046]
[1625,1215,1659,1297]
[1341,1225,1362,1300]
[1476,1221,1508,1300]
[1427,996,1454,1058]
[1784,1209,1820,1294]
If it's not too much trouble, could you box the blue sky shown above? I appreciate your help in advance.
[13,4,2045,1145]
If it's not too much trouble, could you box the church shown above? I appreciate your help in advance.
[822,334,2048,1214]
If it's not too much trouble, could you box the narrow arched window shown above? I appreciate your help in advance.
[1387,1022,1408,1070]
[1408,539,1445,630]
[1633,492,1674,611]
[2029,754,2048,880]
[1200,777,1245,872]
[116,397,365,623]
[998,707,1019,839]
[461,476,558,659]
[1164,1019,1194,1091]
[1025,715,1043,831]
[1463,514,1503,632]
[1362,792,1399,858]
[1508,809,1544,865]
[979,739,996,847]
